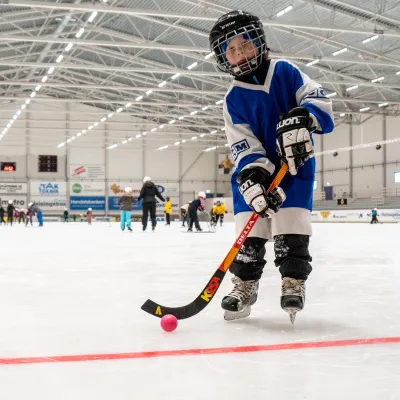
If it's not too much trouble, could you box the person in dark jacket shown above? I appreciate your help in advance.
[118,186,135,231]
[0,205,5,225]
[188,191,206,232]
[18,208,26,224]
[25,208,33,226]
[7,200,15,226]
[63,208,69,223]
[137,176,165,231]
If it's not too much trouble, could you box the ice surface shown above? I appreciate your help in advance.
[1,220,400,399]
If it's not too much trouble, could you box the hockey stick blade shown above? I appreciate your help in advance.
[141,163,288,320]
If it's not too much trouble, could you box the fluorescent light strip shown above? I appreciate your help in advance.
[202,106,209,111]
[158,81,167,87]
[215,99,223,105]
[346,85,358,92]
[371,76,384,83]
[65,43,73,52]
[306,59,319,67]
[187,62,198,70]
[277,5,293,17]
[171,73,180,80]
[190,110,198,115]
[76,28,85,38]
[159,124,165,128]
[88,11,98,23]
[204,52,214,60]
[359,107,370,112]
[146,90,153,95]
[35,85,41,91]
[340,113,346,116]
[136,95,143,101]
[326,92,337,98]
[125,102,132,108]
[56,55,63,63]
[169,120,176,124]
[101,117,107,122]
[116,107,123,113]
[378,102,388,107]
[178,116,184,120]
[332,48,348,56]
[362,35,379,44]
[48,67,55,74]
[42,76,48,83]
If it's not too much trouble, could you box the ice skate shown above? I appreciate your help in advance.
[127,227,133,232]
[222,276,259,321]
[281,277,305,324]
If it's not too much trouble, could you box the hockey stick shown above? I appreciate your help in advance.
[141,163,289,320]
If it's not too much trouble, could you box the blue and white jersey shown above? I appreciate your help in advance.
[223,59,334,213]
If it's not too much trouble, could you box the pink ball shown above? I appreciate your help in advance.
[160,314,178,332]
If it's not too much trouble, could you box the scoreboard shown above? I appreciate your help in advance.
[0,162,16,172]
[38,155,58,172]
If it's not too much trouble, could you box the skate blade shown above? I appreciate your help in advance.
[284,308,299,324]
[224,306,251,321]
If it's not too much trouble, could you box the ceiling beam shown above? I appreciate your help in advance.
[2,1,218,21]
[2,79,400,92]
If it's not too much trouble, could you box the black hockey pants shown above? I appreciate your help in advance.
[142,202,157,230]
[230,235,312,281]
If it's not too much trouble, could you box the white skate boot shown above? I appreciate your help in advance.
[281,277,305,324]
[221,276,259,321]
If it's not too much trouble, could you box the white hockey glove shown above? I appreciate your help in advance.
[238,167,286,217]
[277,107,315,176]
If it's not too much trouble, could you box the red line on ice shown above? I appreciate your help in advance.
[1,336,399,365]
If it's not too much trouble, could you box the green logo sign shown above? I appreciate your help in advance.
[72,183,82,194]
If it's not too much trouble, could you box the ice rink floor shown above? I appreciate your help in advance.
[1,219,400,400]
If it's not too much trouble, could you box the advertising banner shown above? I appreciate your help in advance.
[70,196,105,211]
[0,183,27,194]
[30,181,67,196]
[107,181,179,212]
[70,181,105,196]
[0,195,27,208]
[30,196,67,211]
[70,164,105,179]
[311,209,400,223]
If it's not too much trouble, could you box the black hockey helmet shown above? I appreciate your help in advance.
[209,10,268,76]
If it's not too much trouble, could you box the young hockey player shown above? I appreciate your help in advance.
[0,205,5,225]
[209,11,334,322]
[212,201,228,226]
[17,208,26,224]
[25,207,33,226]
[188,192,206,232]
[86,208,92,225]
[180,203,190,227]
[118,187,134,231]
[29,202,43,227]
[63,208,69,223]
[370,208,380,224]
[7,200,15,226]
[164,197,172,225]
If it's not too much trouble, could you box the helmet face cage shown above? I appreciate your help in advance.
[210,22,267,76]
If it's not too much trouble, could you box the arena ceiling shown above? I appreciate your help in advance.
[0,0,399,150]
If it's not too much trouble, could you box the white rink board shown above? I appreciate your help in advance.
[311,208,400,222]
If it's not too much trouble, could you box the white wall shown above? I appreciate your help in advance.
[316,115,400,199]
[0,102,231,210]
